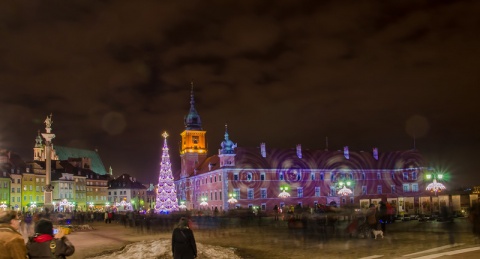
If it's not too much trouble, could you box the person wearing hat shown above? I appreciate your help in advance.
[0,210,27,259]
[172,217,197,259]
[26,219,75,259]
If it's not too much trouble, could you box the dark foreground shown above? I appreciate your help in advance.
[49,216,480,259]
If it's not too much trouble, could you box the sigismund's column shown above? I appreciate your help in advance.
[42,114,55,212]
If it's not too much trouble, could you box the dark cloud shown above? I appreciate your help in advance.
[0,0,479,187]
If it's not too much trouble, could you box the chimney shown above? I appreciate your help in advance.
[296,144,302,158]
[373,147,379,160]
[260,143,266,158]
[344,146,350,159]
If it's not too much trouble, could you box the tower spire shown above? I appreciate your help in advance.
[184,82,202,130]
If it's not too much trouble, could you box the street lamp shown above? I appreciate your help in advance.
[228,193,238,204]
[179,201,187,210]
[200,197,208,207]
[0,201,7,211]
[278,186,290,198]
[88,202,94,211]
[425,174,446,195]
[337,181,353,196]
[30,201,37,211]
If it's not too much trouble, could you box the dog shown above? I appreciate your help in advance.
[372,229,384,239]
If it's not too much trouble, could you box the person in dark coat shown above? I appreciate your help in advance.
[26,219,75,259]
[172,217,197,259]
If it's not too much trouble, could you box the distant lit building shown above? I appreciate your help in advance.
[108,174,147,211]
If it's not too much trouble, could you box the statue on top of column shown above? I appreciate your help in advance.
[44,113,53,129]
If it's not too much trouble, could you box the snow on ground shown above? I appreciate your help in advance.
[87,239,242,259]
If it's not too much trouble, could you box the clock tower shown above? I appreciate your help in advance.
[180,84,207,179]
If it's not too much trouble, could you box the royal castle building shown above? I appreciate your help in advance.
[174,88,471,216]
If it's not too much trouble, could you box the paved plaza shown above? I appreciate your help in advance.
[24,216,480,259]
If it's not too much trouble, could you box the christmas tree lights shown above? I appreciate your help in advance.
[155,132,179,214]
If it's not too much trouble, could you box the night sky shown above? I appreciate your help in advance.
[1,1,479,188]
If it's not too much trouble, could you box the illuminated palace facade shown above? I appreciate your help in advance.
[174,90,452,215]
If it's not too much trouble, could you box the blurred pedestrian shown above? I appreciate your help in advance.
[0,210,27,259]
[273,205,279,221]
[172,217,197,259]
[366,204,378,232]
[27,219,75,259]
[468,203,480,242]
[379,201,388,234]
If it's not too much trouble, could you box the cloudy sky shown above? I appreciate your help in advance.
[0,0,478,188]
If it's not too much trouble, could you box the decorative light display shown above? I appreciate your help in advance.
[0,202,7,211]
[337,186,353,196]
[337,181,353,196]
[426,178,446,195]
[228,193,238,204]
[278,186,290,198]
[115,200,132,210]
[155,132,179,213]
[178,201,187,210]
[200,197,208,207]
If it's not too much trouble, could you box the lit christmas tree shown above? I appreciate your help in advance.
[155,131,179,213]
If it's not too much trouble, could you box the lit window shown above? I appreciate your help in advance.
[297,187,303,198]
[377,185,382,194]
[247,188,254,200]
[261,188,267,199]
[412,183,418,192]
[315,187,320,197]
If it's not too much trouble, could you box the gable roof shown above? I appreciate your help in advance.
[54,146,108,175]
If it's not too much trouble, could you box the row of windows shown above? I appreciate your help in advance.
[195,175,222,186]
[232,171,418,181]
[107,190,146,196]
[196,191,223,202]
[229,183,420,200]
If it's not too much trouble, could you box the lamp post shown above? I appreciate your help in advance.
[200,197,208,208]
[179,201,187,210]
[337,181,353,197]
[30,201,37,212]
[228,193,238,209]
[278,186,290,199]
[88,202,94,211]
[0,201,7,211]
[425,173,446,215]
[425,174,446,196]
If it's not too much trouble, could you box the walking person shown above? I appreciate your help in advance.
[366,203,378,237]
[172,217,197,259]
[26,219,75,259]
[0,210,27,259]
[379,201,388,235]
[273,205,279,221]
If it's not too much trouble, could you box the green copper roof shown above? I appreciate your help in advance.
[53,146,108,175]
